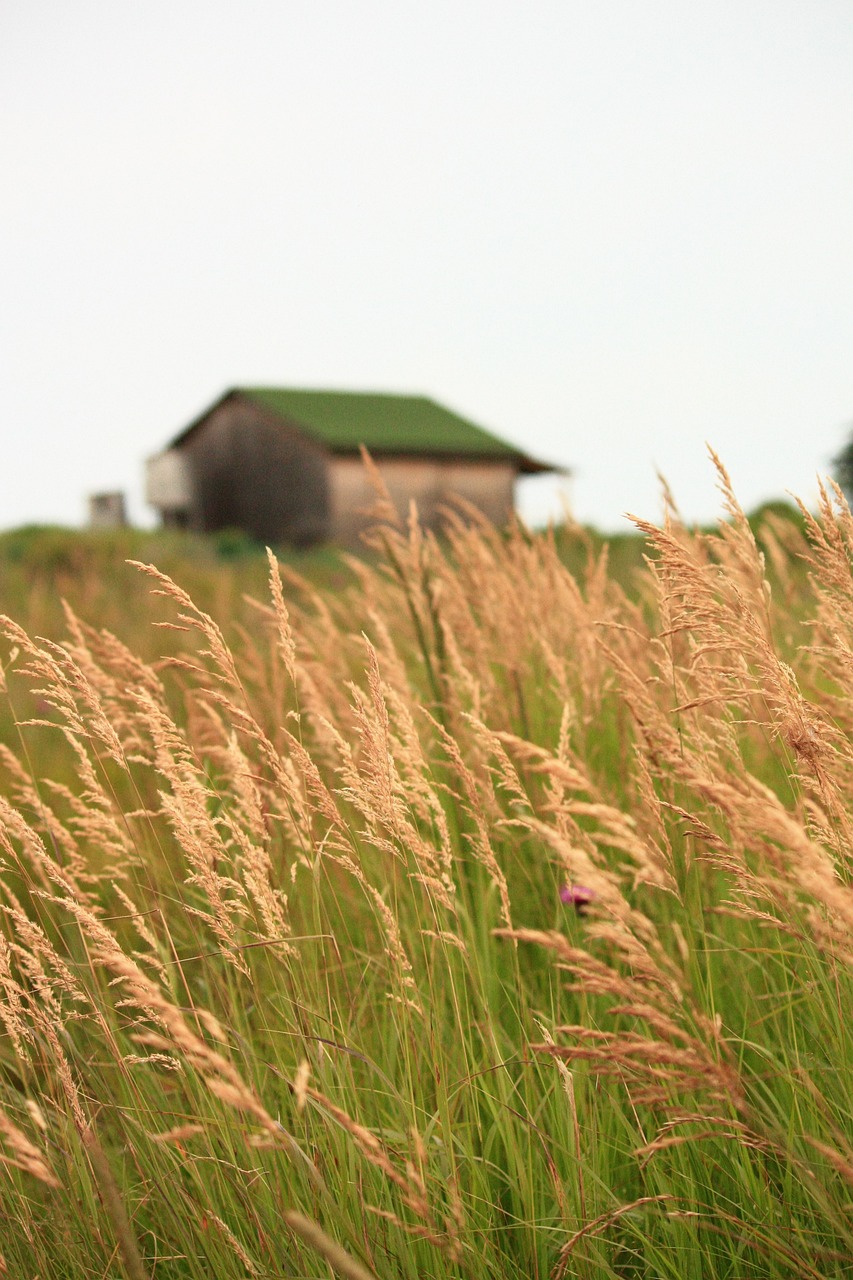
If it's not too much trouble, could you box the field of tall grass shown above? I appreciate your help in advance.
[0,462,849,1278]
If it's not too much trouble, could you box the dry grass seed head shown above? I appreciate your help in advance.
[0,1108,60,1188]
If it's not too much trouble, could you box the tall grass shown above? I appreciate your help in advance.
[0,465,849,1278]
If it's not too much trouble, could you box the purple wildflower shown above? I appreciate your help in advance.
[560,884,595,916]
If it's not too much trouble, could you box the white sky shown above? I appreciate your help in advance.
[3,1,853,533]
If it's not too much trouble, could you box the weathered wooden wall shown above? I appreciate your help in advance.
[179,399,330,544]
[327,456,516,542]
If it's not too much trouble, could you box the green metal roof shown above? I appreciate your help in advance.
[172,388,555,473]
[242,388,549,467]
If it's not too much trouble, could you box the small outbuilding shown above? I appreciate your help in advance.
[145,388,558,545]
[88,491,127,528]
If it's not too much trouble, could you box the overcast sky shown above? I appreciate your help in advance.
[3,1,853,533]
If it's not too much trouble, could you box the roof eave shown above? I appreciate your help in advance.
[326,444,564,474]
[517,456,568,476]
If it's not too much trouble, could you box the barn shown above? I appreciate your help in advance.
[145,388,557,545]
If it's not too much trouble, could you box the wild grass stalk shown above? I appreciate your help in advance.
[0,471,848,1277]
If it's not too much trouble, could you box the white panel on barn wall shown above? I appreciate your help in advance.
[145,449,192,510]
